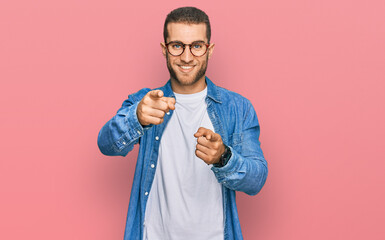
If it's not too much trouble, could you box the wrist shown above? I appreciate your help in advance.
[214,144,231,168]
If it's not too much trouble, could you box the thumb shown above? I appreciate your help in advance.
[167,97,176,110]
[206,133,212,140]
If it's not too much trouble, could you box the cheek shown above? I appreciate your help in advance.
[198,58,207,67]
[169,58,179,67]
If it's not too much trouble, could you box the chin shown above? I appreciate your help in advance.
[176,76,197,85]
[175,74,202,86]
[166,57,207,88]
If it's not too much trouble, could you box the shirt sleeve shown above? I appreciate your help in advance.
[211,101,268,196]
[97,88,151,156]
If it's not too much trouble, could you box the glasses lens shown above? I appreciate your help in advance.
[168,43,184,56]
[167,42,208,56]
[191,42,207,57]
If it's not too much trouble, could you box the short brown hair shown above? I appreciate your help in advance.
[163,7,211,43]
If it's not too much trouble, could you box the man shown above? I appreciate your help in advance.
[98,6,268,240]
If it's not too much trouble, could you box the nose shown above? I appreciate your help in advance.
[180,45,194,63]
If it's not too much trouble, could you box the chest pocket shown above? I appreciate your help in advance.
[229,132,243,153]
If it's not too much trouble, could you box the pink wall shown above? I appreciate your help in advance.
[1,0,384,239]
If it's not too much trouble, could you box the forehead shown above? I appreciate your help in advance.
[166,22,207,43]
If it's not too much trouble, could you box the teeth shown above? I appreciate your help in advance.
[180,66,193,69]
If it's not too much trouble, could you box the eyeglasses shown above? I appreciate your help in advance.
[165,41,210,57]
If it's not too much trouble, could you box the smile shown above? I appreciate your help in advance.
[178,65,195,73]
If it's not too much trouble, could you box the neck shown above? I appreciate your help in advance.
[170,76,207,94]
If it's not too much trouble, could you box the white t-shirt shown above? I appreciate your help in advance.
[143,87,224,240]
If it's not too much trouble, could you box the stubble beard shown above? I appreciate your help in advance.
[166,53,208,87]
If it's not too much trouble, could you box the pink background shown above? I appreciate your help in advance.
[1,0,384,239]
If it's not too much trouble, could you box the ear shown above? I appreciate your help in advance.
[208,43,215,60]
[160,42,167,58]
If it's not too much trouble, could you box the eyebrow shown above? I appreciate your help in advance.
[168,40,207,44]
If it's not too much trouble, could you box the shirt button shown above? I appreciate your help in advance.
[155,136,159,140]
[122,141,126,145]
[166,112,170,115]
[137,130,141,135]
[223,182,226,184]
[151,164,155,168]
[145,192,148,196]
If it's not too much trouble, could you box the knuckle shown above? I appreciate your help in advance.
[139,105,146,113]
[142,115,149,122]
[162,101,169,110]
[142,96,150,105]
[195,149,200,157]
[211,150,217,157]
[142,105,150,115]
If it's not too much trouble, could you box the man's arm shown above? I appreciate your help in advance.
[97,88,150,156]
[211,103,268,196]
[194,101,268,196]
[97,88,176,157]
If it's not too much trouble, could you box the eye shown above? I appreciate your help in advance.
[172,43,182,49]
[192,44,202,49]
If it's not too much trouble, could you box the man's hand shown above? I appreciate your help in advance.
[194,127,226,165]
[137,90,176,126]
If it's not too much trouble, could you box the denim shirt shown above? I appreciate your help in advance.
[97,77,268,240]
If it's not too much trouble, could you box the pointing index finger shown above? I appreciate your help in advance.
[149,90,164,99]
[194,127,215,140]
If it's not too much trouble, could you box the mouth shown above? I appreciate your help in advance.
[177,65,195,73]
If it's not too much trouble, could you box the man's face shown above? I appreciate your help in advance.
[161,22,214,88]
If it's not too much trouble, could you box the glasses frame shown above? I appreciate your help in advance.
[165,41,210,57]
